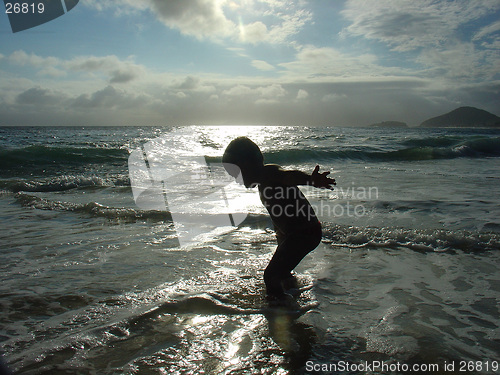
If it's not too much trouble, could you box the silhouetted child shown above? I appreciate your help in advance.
[222,137,335,301]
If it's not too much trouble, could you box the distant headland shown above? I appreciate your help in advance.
[419,106,500,128]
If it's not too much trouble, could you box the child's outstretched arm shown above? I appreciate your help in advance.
[266,164,336,189]
[311,165,336,189]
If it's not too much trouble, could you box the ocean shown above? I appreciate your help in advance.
[0,126,499,374]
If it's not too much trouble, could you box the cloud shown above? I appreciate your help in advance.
[340,0,500,82]
[474,20,500,49]
[221,83,286,102]
[1,42,498,127]
[149,0,237,40]
[321,93,346,103]
[5,51,144,84]
[221,84,254,97]
[174,91,188,99]
[251,60,274,71]
[71,85,153,109]
[218,83,288,106]
[7,50,68,78]
[474,20,500,40]
[8,50,58,66]
[16,87,65,106]
[3,83,163,126]
[236,4,313,45]
[109,70,137,84]
[38,66,67,78]
[240,21,268,44]
[172,76,200,90]
[296,89,308,100]
[84,0,236,40]
[3,77,498,127]
[83,0,149,15]
[170,76,216,95]
[84,0,312,45]
[265,7,313,45]
[66,55,144,83]
[341,0,500,52]
[416,41,495,80]
[279,46,384,80]
[72,86,122,109]
[259,83,286,98]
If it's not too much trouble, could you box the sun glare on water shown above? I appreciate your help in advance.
[193,125,277,156]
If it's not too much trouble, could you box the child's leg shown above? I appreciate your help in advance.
[281,272,299,290]
[264,226,321,297]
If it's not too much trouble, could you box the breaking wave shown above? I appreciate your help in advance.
[0,145,129,176]
[2,175,130,193]
[262,136,500,163]
[321,223,500,253]
[12,191,500,253]
[14,192,171,222]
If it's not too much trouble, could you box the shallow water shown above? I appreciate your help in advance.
[0,126,499,374]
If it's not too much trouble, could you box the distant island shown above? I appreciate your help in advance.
[420,106,500,128]
[370,121,407,128]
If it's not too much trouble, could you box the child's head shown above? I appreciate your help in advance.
[222,137,263,186]
[222,137,263,168]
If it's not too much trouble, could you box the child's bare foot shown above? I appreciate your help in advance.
[266,292,294,306]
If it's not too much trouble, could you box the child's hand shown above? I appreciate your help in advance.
[311,165,336,189]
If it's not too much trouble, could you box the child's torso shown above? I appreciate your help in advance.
[258,184,319,234]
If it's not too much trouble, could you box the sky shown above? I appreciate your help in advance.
[0,0,499,126]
